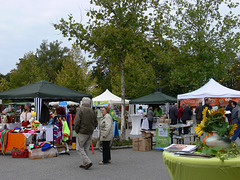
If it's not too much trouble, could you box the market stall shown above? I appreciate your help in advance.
[0,80,91,156]
[177,78,240,106]
[129,90,177,129]
[92,89,130,128]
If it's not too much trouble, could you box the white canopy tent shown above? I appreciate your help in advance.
[178,78,240,99]
[92,89,129,106]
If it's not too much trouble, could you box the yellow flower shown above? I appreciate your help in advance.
[195,124,204,137]
[202,107,208,120]
[210,108,225,117]
[228,124,238,137]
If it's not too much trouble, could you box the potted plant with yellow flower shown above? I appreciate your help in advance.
[195,107,237,147]
[194,107,240,161]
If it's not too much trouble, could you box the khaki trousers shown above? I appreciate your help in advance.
[76,133,92,166]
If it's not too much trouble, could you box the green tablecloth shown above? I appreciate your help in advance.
[163,151,240,180]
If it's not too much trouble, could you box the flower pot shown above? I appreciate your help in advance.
[205,131,231,148]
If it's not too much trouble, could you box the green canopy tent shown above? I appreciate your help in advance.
[130,91,177,104]
[0,80,91,120]
[0,80,91,101]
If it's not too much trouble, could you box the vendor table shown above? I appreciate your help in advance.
[0,133,26,152]
[163,151,240,180]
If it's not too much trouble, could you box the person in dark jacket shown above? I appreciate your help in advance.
[226,100,233,124]
[74,97,98,170]
[231,101,240,141]
[195,102,202,124]
[169,103,178,125]
[181,104,193,134]
[201,98,212,120]
[147,107,154,130]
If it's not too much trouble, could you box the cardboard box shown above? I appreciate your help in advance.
[28,148,57,159]
[132,138,139,151]
[138,138,151,152]
[55,143,67,153]
[141,130,153,138]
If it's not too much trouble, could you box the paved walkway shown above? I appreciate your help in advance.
[0,148,170,180]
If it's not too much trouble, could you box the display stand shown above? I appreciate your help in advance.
[53,116,70,155]
[155,123,170,149]
[130,114,142,135]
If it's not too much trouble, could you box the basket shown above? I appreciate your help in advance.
[11,150,28,158]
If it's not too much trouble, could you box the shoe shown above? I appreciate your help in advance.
[108,160,111,163]
[99,161,105,165]
[79,165,85,168]
[85,163,93,170]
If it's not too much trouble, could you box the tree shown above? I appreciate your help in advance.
[55,46,93,94]
[36,40,70,82]
[0,78,10,92]
[54,0,160,139]
[166,0,240,93]
[111,54,156,99]
[7,40,70,89]
[9,52,47,88]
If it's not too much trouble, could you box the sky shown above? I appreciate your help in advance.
[0,0,239,75]
[0,0,92,75]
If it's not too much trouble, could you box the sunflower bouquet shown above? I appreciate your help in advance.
[195,107,237,138]
[194,107,239,161]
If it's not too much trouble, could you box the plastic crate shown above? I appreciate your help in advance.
[11,150,28,158]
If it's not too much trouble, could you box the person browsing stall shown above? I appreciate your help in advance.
[20,103,34,127]
[147,107,154,130]
[99,106,113,165]
[137,106,144,125]
[154,106,162,117]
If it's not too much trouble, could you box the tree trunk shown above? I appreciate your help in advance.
[120,58,126,140]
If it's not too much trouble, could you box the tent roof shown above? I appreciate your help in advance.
[177,78,240,99]
[130,91,177,104]
[0,80,91,101]
[92,89,129,105]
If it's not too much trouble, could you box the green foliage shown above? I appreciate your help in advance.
[0,78,10,92]
[9,52,47,88]
[55,46,92,93]
[112,138,132,147]
[36,40,69,82]
[111,55,156,99]
[195,140,240,162]
[166,0,240,94]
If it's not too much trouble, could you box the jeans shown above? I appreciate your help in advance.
[232,122,240,141]
[76,133,92,166]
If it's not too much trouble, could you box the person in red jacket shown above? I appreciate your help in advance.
[54,105,66,117]
[178,104,185,123]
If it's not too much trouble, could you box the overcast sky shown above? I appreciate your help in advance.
[0,0,92,75]
[0,1,239,75]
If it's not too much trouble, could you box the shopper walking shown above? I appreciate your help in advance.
[74,97,98,170]
[99,106,113,165]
